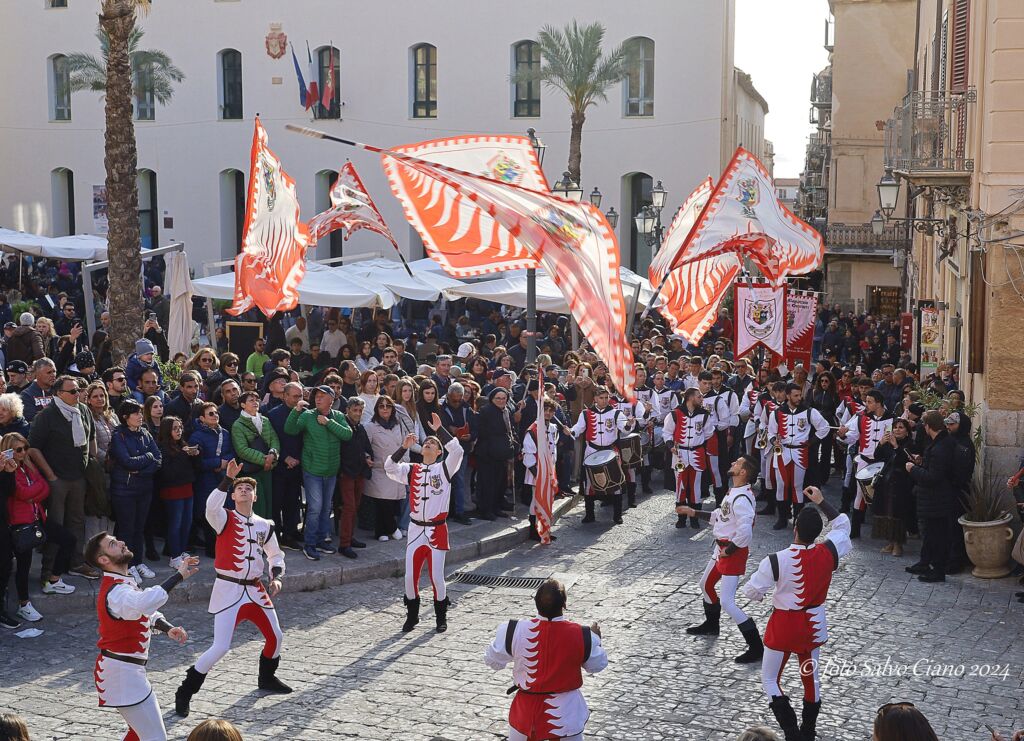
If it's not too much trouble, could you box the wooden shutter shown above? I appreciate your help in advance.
[950,0,970,93]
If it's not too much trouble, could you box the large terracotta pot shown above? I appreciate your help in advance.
[958,512,1015,578]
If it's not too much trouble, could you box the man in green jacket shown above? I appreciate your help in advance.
[285,385,352,561]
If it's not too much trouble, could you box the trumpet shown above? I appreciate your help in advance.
[755,428,769,451]
[769,435,783,456]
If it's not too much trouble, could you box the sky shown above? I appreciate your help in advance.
[735,0,831,179]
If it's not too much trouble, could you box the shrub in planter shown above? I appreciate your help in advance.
[958,479,1016,578]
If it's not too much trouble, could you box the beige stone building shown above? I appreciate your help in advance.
[878,0,1024,483]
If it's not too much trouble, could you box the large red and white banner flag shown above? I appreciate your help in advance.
[228,118,309,318]
[735,283,786,358]
[783,289,818,369]
[307,162,399,250]
[382,135,635,398]
[529,420,557,545]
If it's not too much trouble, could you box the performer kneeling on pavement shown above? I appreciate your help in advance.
[766,383,830,532]
[484,579,608,741]
[676,455,763,664]
[742,485,852,741]
[175,459,289,718]
[664,388,714,529]
[570,386,634,525]
[86,532,198,741]
[523,398,566,543]
[386,412,463,634]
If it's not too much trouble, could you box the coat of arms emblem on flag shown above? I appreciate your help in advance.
[744,299,775,339]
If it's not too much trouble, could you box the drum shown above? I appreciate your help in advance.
[618,434,643,469]
[583,449,626,494]
[855,461,885,505]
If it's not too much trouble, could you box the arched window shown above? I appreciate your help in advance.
[317,46,340,119]
[411,44,437,119]
[134,60,155,120]
[219,169,245,258]
[137,169,158,249]
[625,172,653,272]
[623,37,655,117]
[512,41,541,118]
[314,170,343,259]
[50,54,71,121]
[50,168,75,236]
[219,49,243,120]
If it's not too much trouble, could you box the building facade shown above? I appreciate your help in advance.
[0,0,746,279]
[881,0,1024,484]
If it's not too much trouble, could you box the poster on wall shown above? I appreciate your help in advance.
[919,305,942,379]
[734,283,786,358]
[92,186,108,235]
[783,289,817,369]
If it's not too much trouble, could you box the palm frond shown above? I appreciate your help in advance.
[71,23,183,105]
[64,52,107,94]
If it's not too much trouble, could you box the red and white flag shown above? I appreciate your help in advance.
[735,283,786,358]
[307,162,398,251]
[382,135,635,398]
[529,420,557,545]
[320,45,335,110]
[783,289,817,368]
[227,117,309,318]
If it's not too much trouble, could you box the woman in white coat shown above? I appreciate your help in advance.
[364,396,409,541]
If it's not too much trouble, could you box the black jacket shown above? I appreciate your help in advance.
[339,421,373,478]
[157,444,197,489]
[475,403,517,460]
[909,430,958,518]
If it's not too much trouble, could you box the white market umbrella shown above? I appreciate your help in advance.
[165,251,194,359]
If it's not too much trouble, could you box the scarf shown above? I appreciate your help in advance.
[54,395,87,447]
[241,410,263,434]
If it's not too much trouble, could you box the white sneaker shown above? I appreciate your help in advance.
[377,535,390,542]
[41,578,75,595]
[128,566,142,585]
[17,602,42,622]
[391,529,404,541]
[136,564,156,579]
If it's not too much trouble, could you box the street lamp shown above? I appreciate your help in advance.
[874,171,948,236]
[634,206,657,237]
[605,207,619,229]
[876,169,901,218]
[870,209,885,237]
[526,129,549,365]
[651,180,668,210]
[589,187,603,208]
[526,127,546,168]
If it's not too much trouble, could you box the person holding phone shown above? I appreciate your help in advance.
[157,416,199,569]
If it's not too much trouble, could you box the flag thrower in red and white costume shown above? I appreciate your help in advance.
[838,389,893,539]
[86,532,198,741]
[662,388,714,529]
[742,486,852,741]
[766,383,831,531]
[485,579,608,741]
[174,460,290,719]
[522,398,562,545]
[676,455,763,664]
[568,386,635,525]
[385,413,464,634]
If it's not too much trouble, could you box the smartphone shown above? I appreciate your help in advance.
[1,449,13,460]
[580,368,590,378]
[558,370,569,383]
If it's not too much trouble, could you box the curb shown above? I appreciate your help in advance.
[24,496,578,615]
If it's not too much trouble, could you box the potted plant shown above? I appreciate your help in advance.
[959,479,1017,578]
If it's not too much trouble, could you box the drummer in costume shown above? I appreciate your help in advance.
[742,486,852,741]
[766,383,831,531]
[650,371,678,490]
[523,399,567,542]
[742,368,772,456]
[708,369,741,505]
[696,372,725,504]
[614,379,656,510]
[663,388,714,529]
[837,388,893,539]
[484,579,608,741]
[86,531,198,741]
[386,412,464,633]
[676,455,764,663]
[174,459,290,718]
[632,367,661,495]
[569,386,634,525]
[836,377,873,513]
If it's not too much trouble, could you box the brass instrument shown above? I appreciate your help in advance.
[755,427,769,451]
[769,435,783,456]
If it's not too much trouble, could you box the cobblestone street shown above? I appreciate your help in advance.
[3,480,1024,740]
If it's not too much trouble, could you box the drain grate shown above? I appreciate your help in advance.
[448,572,549,590]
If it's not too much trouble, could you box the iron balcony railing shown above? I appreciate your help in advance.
[884,87,976,173]
[811,72,832,108]
[826,222,910,253]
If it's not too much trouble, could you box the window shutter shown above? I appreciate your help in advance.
[950,0,970,93]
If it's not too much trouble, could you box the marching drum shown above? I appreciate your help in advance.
[583,449,626,494]
[618,434,644,470]
[855,461,886,505]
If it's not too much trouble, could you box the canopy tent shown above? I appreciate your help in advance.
[191,261,396,309]
[331,257,464,302]
[0,228,112,262]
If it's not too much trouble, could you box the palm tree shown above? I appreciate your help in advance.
[66,27,184,105]
[511,21,626,185]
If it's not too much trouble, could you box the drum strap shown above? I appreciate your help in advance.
[769,553,780,582]
[582,626,593,662]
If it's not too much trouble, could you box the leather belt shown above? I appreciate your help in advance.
[411,517,447,527]
[784,443,807,449]
[775,604,823,613]
[675,445,702,451]
[101,649,147,666]
[507,685,570,696]
[216,574,261,586]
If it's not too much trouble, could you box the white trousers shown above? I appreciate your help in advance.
[405,542,447,601]
[698,558,749,624]
[761,647,821,702]
[116,691,166,741]
[509,726,582,741]
[194,600,283,674]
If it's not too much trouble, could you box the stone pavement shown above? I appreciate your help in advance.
[3,478,1024,740]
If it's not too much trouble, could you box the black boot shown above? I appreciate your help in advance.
[758,494,777,516]
[734,618,764,664]
[713,487,726,507]
[792,502,805,520]
[850,509,863,539]
[174,665,207,717]
[627,482,637,508]
[527,515,541,541]
[686,601,720,636]
[773,501,790,530]
[434,596,450,633]
[691,515,701,529]
[801,699,822,740]
[769,695,802,741]
[582,497,596,523]
[257,655,292,693]
[675,512,687,529]
[612,493,623,525]
[402,596,420,632]
[641,468,653,494]
[840,484,854,514]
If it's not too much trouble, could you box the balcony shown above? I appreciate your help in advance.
[883,88,976,181]
[824,18,834,52]
[825,222,910,256]
[811,72,832,108]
